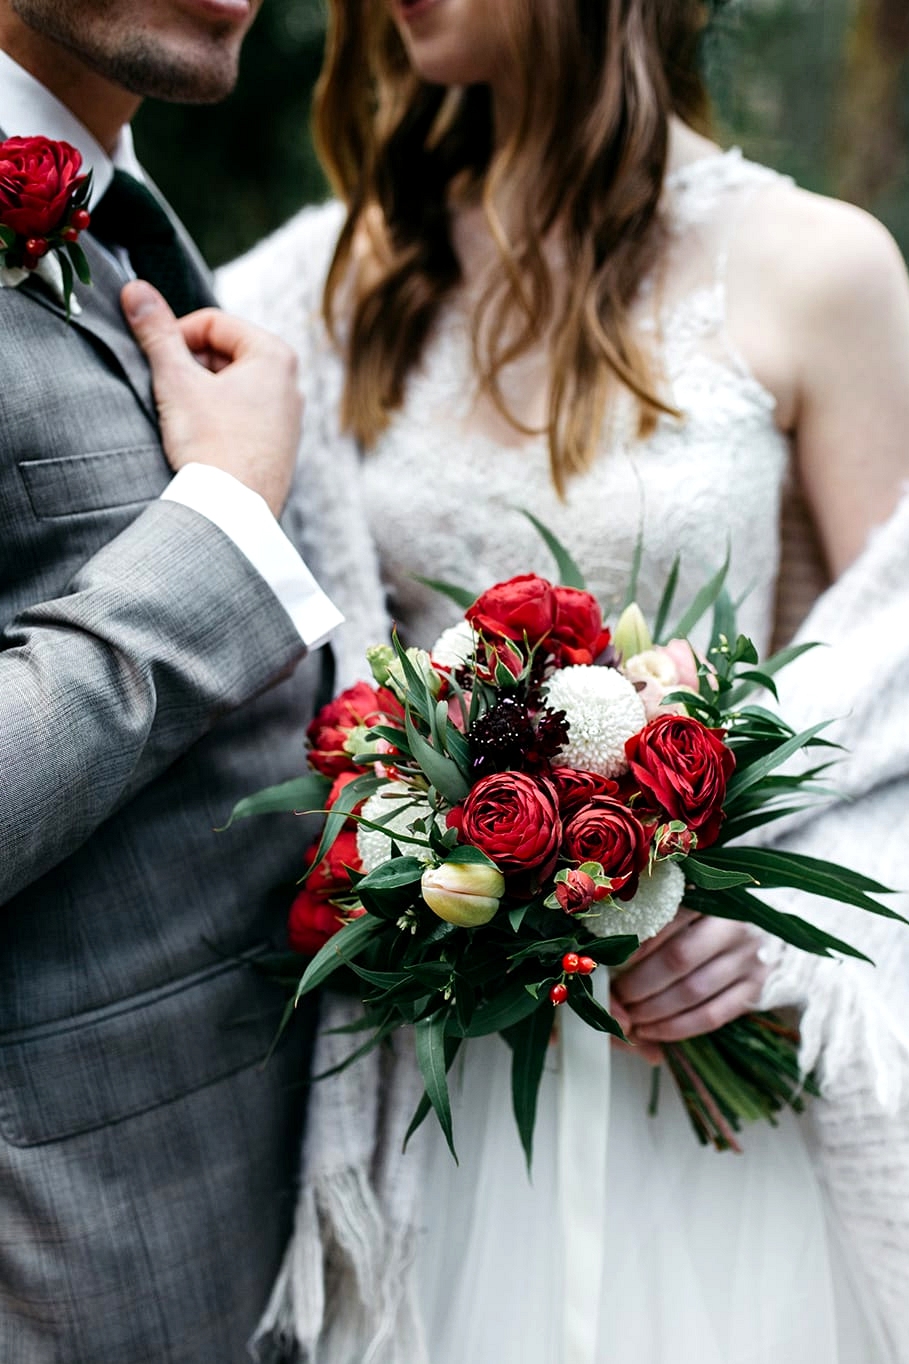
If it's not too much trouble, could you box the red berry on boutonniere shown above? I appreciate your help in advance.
[0,135,94,316]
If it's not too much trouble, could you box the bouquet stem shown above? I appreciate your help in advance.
[658,1011,819,1152]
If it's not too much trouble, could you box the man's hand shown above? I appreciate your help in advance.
[611,908,769,1059]
[122,280,303,518]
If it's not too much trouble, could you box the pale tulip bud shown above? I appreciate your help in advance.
[613,602,653,661]
[421,860,505,927]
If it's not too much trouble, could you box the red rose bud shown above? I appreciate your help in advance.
[625,714,735,849]
[0,136,85,236]
[549,586,612,665]
[421,860,505,927]
[555,869,599,914]
[453,771,562,874]
[562,798,650,901]
[654,822,696,859]
[550,982,569,1006]
[466,574,557,648]
[306,680,405,777]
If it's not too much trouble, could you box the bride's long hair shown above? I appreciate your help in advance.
[317,0,713,492]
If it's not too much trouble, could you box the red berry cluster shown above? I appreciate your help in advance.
[22,207,91,271]
[549,951,597,1005]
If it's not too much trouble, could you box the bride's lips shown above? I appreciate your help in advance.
[396,0,444,22]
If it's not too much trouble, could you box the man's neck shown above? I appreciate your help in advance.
[0,15,139,152]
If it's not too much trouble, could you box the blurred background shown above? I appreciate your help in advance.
[134,0,909,268]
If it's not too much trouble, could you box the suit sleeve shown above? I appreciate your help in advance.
[0,497,307,905]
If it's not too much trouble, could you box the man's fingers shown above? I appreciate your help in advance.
[121,281,195,385]
[177,307,287,367]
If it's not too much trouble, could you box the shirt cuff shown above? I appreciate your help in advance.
[161,463,344,649]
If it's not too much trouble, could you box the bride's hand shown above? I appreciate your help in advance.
[610,908,769,1053]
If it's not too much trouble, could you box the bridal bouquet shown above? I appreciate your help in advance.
[235,523,899,1161]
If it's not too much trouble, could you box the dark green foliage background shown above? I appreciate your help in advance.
[134,0,908,267]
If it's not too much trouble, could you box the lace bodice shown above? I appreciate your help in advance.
[355,149,793,654]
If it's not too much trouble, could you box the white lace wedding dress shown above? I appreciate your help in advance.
[220,150,898,1363]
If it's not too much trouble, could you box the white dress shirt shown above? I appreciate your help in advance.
[0,48,342,648]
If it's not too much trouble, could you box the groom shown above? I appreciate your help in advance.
[0,2,347,1360]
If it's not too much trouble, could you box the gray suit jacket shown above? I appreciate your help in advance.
[0,162,325,1362]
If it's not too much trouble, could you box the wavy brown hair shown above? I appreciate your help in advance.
[317,0,713,492]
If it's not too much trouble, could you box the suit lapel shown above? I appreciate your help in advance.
[18,233,159,425]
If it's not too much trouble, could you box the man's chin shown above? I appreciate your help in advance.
[80,38,243,104]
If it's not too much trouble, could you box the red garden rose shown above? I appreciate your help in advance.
[287,829,364,956]
[550,766,618,817]
[0,136,85,237]
[562,797,650,900]
[466,574,557,649]
[625,714,735,849]
[448,770,562,874]
[306,681,405,777]
[288,889,343,956]
[549,586,612,665]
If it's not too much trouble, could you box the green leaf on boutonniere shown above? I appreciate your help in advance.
[0,225,15,250]
[65,240,92,285]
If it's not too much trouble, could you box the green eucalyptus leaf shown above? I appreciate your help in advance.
[220,772,332,828]
[404,707,471,804]
[671,549,731,640]
[652,554,681,643]
[681,857,755,891]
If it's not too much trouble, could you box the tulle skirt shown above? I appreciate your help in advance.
[413,1011,891,1364]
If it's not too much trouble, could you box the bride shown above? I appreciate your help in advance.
[213,0,909,1359]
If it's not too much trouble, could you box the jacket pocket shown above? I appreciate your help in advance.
[0,951,288,1147]
[18,446,169,519]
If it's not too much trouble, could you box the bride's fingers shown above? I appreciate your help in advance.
[621,906,700,966]
[633,976,764,1043]
[620,941,765,1028]
[609,997,663,1065]
[613,915,753,1007]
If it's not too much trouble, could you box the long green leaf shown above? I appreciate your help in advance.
[726,641,823,709]
[415,1013,457,1159]
[404,707,471,804]
[220,772,331,828]
[304,772,383,877]
[516,508,586,589]
[684,887,872,962]
[463,982,542,1036]
[567,978,624,1036]
[700,848,900,917]
[620,528,645,611]
[504,1007,554,1170]
[652,555,681,643]
[415,575,479,610]
[671,549,730,640]
[293,913,383,1001]
[724,721,831,805]
[682,857,755,891]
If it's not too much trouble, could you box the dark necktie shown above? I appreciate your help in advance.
[90,170,216,316]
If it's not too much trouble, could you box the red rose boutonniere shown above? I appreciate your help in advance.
[0,136,93,315]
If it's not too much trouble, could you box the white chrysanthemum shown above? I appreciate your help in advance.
[356,781,441,872]
[545,665,647,778]
[430,620,477,671]
[588,859,685,943]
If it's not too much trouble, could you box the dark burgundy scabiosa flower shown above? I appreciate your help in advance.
[468,696,569,777]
